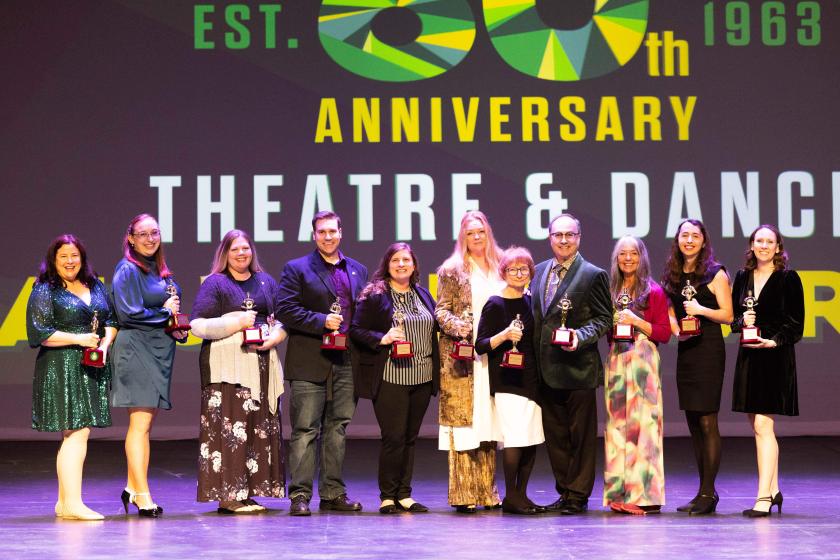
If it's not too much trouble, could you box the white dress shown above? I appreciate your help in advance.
[438,260,504,451]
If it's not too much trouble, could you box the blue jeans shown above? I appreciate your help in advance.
[288,361,356,501]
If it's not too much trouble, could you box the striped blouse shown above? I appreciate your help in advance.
[383,287,434,386]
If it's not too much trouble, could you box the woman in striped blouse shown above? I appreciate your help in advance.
[350,243,440,514]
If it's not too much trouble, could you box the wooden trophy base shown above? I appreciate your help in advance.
[321,332,348,350]
[552,327,573,347]
[613,323,634,341]
[501,350,525,369]
[740,326,761,345]
[82,348,105,368]
[679,316,701,336]
[165,313,191,334]
[242,324,269,346]
[450,341,475,361]
[391,340,414,359]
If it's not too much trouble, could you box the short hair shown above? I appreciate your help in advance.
[498,246,535,281]
[311,210,342,231]
[548,213,581,235]
[37,234,98,289]
[209,229,263,275]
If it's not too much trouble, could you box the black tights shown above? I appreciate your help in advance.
[685,411,721,496]
[502,445,537,506]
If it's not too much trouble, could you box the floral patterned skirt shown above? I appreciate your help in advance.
[603,338,665,506]
[197,354,285,502]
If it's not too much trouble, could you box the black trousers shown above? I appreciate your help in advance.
[372,380,433,501]
[539,385,597,502]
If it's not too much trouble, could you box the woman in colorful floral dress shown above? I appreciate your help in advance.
[190,230,287,514]
[603,236,671,515]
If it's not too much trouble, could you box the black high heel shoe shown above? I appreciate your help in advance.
[743,496,772,518]
[121,488,163,518]
[771,491,783,514]
[688,492,719,515]
[676,495,699,513]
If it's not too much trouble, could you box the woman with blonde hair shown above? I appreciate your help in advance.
[435,210,505,513]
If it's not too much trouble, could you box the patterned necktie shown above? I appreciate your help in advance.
[544,263,566,309]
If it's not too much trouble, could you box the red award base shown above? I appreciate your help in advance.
[450,341,475,361]
[82,348,105,368]
[165,313,191,334]
[242,324,269,346]
[501,350,525,369]
[679,316,701,336]
[552,327,573,347]
[740,325,761,345]
[391,340,414,359]
[613,323,634,341]
[321,332,348,350]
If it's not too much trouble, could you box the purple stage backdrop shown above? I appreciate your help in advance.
[1,0,838,439]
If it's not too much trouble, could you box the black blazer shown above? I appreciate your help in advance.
[276,250,368,382]
[349,285,440,400]
[532,253,612,390]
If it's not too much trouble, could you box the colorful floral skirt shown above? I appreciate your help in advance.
[197,354,285,502]
[603,338,665,506]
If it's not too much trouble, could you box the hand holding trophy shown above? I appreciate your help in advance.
[321,298,348,350]
[240,292,267,345]
[450,310,475,361]
[740,290,761,345]
[164,277,191,334]
[81,311,105,368]
[679,279,701,336]
[551,293,574,347]
[390,308,413,358]
[613,291,634,341]
[501,313,525,369]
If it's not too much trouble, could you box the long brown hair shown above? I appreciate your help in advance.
[359,243,420,301]
[438,210,503,280]
[744,224,788,271]
[122,213,171,277]
[661,219,719,294]
[37,234,98,289]
[209,229,263,275]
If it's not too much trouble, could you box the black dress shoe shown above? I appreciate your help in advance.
[689,492,719,515]
[397,500,429,513]
[525,498,548,513]
[289,495,311,516]
[676,495,700,513]
[502,498,539,515]
[379,501,398,514]
[454,505,477,514]
[559,500,588,515]
[319,494,362,512]
[545,497,567,512]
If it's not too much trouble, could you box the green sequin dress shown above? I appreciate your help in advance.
[27,280,115,432]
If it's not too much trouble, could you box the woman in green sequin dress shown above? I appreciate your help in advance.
[27,234,117,520]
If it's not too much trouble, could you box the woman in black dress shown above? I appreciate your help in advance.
[662,219,732,515]
[730,225,803,517]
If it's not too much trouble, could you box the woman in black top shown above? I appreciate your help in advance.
[350,243,439,514]
[730,225,803,517]
[476,247,544,515]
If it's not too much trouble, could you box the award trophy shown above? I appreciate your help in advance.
[320,298,348,350]
[679,280,701,336]
[501,314,525,369]
[450,310,475,362]
[740,290,761,345]
[390,308,414,359]
[241,292,269,345]
[164,277,191,334]
[613,292,634,341]
[551,294,574,347]
[81,311,105,368]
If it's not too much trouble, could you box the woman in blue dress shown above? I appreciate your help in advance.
[111,214,188,517]
[27,234,117,520]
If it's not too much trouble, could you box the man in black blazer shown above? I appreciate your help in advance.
[532,213,612,514]
[277,210,369,516]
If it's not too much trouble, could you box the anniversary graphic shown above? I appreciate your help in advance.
[1,0,838,438]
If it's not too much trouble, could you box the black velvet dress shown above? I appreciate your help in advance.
[730,269,803,416]
[666,264,727,412]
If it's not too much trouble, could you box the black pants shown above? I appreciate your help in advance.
[372,380,433,501]
[539,385,597,502]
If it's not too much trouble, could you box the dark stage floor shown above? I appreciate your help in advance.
[2,437,840,559]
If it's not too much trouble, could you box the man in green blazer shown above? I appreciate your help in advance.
[532,214,612,514]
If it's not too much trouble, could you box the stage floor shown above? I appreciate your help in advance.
[2,437,839,559]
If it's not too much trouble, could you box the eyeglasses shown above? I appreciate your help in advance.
[132,230,161,240]
[505,267,530,276]
[550,231,579,241]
